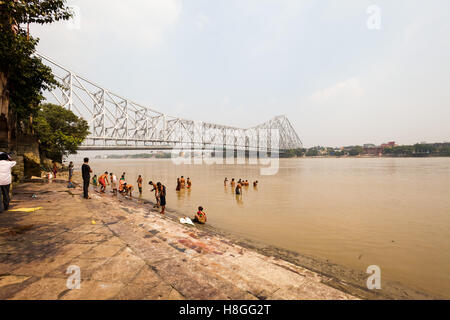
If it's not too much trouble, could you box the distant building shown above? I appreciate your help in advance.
[381,141,396,148]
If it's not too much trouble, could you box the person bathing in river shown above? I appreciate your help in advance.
[137,175,143,194]
[98,172,109,193]
[180,176,186,188]
[235,180,242,195]
[123,183,133,197]
[119,175,125,193]
[157,182,166,215]
[231,178,235,188]
[253,180,258,187]
[176,177,181,191]
[149,181,160,207]
[187,177,192,189]
[224,177,228,186]
[192,206,207,224]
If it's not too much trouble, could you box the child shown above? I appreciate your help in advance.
[92,175,98,191]
[193,206,207,224]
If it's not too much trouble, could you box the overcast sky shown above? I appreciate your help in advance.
[32,0,450,147]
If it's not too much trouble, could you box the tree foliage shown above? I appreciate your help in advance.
[0,0,72,127]
[33,103,89,161]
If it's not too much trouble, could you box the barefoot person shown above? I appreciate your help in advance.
[192,206,207,224]
[123,183,133,197]
[149,181,160,207]
[110,172,118,196]
[180,176,186,189]
[98,172,109,193]
[224,177,228,186]
[157,182,166,215]
[137,175,143,194]
[81,158,92,199]
[119,175,125,194]
[176,177,181,191]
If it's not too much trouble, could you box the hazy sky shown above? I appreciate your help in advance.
[33,0,450,147]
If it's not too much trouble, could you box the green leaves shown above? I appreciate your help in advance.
[0,0,72,132]
[33,103,90,161]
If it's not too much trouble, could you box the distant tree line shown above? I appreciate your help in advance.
[98,153,172,159]
[281,143,450,158]
[382,143,450,157]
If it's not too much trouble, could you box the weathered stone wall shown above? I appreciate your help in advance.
[14,134,42,181]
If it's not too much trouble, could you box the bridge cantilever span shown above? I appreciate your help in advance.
[36,53,303,152]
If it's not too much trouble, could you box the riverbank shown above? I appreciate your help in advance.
[0,177,357,300]
[0,175,436,299]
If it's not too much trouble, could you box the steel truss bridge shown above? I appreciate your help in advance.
[37,53,302,152]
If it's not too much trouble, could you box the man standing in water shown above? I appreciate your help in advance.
[81,158,92,199]
[180,176,186,188]
[235,180,242,195]
[187,177,192,189]
[137,175,143,195]
[157,182,166,215]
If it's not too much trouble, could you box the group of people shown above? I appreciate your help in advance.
[148,181,167,215]
[224,177,258,195]
[90,171,140,198]
[80,158,206,223]
[175,176,192,191]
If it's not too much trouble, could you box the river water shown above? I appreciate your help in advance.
[87,157,450,298]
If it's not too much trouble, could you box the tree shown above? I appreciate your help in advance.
[349,146,363,156]
[33,103,90,162]
[0,1,72,148]
[306,148,318,157]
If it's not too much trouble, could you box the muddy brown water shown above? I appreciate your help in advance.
[78,157,450,298]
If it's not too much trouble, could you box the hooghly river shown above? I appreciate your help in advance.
[78,157,450,298]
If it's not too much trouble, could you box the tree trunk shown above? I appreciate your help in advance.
[0,71,10,150]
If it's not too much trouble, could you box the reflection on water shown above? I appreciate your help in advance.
[89,157,450,298]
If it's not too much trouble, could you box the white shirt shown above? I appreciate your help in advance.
[0,160,16,185]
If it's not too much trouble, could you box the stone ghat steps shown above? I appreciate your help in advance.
[91,191,356,300]
[0,182,356,300]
